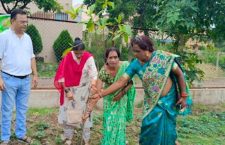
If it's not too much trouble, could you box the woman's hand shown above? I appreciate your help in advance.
[0,77,5,91]
[90,85,98,95]
[82,94,101,122]
[89,92,102,99]
[113,80,133,101]
[176,97,187,109]
[66,91,74,100]
[113,91,124,101]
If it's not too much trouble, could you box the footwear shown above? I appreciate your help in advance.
[65,139,72,145]
[60,134,66,142]
[61,135,72,145]
[0,141,9,145]
[17,136,32,144]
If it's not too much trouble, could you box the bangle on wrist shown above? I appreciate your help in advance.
[181,92,188,98]
[64,88,70,93]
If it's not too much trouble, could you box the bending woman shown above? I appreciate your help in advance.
[54,37,98,145]
[97,47,136,145]
[84,35,192,145]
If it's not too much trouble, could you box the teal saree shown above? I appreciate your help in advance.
[125,50,192,145]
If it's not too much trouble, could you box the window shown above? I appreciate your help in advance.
[54,13,68,21]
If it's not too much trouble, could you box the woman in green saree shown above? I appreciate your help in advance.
[84,35,191,145]
[96,47,136,145]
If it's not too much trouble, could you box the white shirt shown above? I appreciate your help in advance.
[0,28,35,76]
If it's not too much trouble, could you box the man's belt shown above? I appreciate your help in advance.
[2,71,29,79]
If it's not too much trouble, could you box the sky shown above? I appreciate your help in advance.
[73,0,84,5]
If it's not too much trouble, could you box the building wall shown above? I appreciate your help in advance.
[28,18,83,63]
[0,0,84,63]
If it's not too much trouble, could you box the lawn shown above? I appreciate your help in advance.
[4,103,225,145]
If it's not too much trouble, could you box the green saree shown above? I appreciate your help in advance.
[99,61,136,145]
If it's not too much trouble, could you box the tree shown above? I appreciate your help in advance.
[0,0,62,14]
[84,0,137,24]
[26,24,43,55]
[132,0,225,83]
[53,30,73,62]
[71,0,225,83]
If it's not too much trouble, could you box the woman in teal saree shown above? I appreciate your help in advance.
[84,35,192,145]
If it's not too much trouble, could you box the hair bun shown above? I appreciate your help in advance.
[74,37,81,41]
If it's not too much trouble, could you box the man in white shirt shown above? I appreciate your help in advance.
[0,9,38,145]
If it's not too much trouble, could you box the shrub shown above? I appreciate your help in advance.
[53,30,73,62]
[26,24,43,55]
[83,32,130,70]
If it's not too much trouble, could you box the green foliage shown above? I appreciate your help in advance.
[75,0,225,82]
[26,24,43,55]
[34,131,46,139]
[219,55,225,70]
[31,140,42,145]
[84,32,129,70]
[9,104,224,145]
[177,50,204,84]
[33,122,49,140]
[133,0,225,42]
[55,136,63,145]
[35,122,50,131]
[201,45,218,64]
[28,107,57,116]
[155,42,204,83]
[0,15,10,32]
[1,0,62,13]
[177,112,225,144]
[67,1,133,45]
[81,0,205,83]
[36,62,58,78]
[53,30,73,62]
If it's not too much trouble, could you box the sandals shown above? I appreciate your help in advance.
[65,139,72,145]
[17,136,32,144]
[61,135,72,145]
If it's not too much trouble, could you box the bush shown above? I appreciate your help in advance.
[26,24,43,55]
[53,30,73,62]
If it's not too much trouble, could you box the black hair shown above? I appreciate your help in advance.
[104,47,120,63]
[10,9,27,20]
[131,35,154,52]
[72,37,85,51]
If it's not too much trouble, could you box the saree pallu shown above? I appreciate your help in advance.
[99,61,136,145]
[140,50,192,145]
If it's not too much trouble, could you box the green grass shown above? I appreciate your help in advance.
[37,62,58,78]
[27,107,57,116]
[4,104,225,145]
[177,104,225,145]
